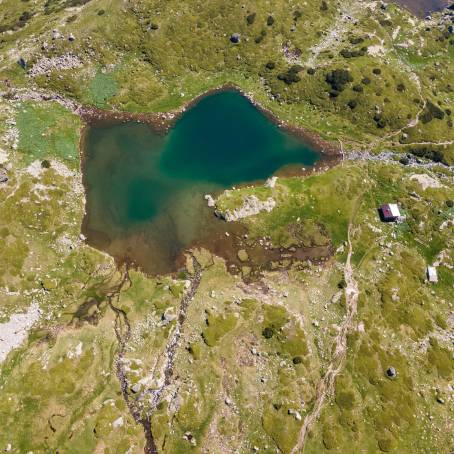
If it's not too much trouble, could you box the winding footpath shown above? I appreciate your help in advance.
[290,222,359,454]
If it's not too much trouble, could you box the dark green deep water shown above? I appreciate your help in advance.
[83,91,321,274]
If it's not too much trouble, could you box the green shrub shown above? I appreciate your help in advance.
[277,65,303,85]
[246,13,256,25]
[325,69,353,92]
[263,326,274,339]
[335,390,356,410]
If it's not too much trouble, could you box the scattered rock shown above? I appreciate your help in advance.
[217,195,276,221]
[130,383,141,394]
[0,168,8,183]
[68,33,75,41]
[17,58,26,69]
[265,176,278,188]
[230,33,241,43]
[386,366,397,378]
[183,432,197,446]
[112,416,124,428]
[162,308,176,324]
[28,54,83,77]
[288,409,302,421]
[204,194,215,207]
[0,303,41,364]
[436,395,445,404]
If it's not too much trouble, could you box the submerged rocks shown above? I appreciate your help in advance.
[217,195,276,222]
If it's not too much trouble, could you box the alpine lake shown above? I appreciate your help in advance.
[82,90,325,275]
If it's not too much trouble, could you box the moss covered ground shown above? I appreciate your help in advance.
[0,0,453,453]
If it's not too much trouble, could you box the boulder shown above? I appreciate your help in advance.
[112,416,124,428]
[219,195,276,222]
[386,366,397,378]
[265,176,278,188]
[204,194,215,207]
[162,308,176,324]
[130,383,141,393]
[230,33,241,43]
[0,168,8,183]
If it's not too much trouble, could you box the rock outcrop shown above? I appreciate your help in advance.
[0,168,8,183]
[265,176,278,188]
[204,194,215,207]
[216,195,276,222]
[28,54,83,77]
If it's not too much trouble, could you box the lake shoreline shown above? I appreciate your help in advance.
[79,88,342,278]
[79,83,341,158]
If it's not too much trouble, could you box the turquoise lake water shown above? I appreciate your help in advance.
[83,91,321,274]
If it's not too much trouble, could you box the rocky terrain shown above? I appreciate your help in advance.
[0,1,453,453]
